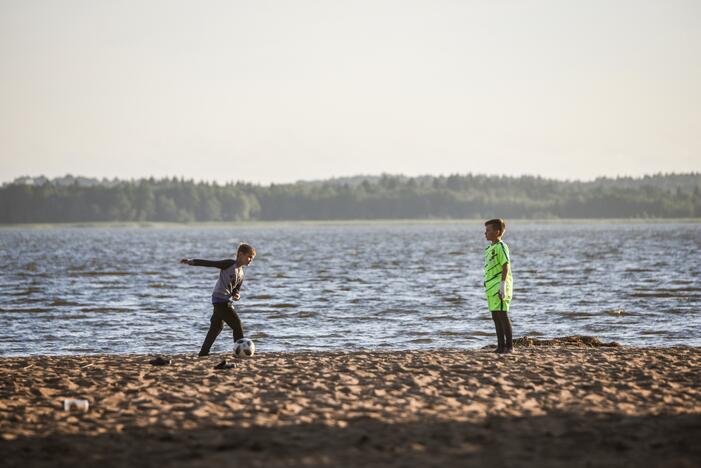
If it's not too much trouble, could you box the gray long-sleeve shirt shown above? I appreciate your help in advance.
[191,259,244,304]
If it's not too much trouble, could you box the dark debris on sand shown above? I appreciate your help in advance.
[513,335,621,348]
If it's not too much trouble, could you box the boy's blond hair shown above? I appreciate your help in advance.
[237,243,256,256]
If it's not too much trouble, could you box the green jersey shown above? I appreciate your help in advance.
[484,241,513,311]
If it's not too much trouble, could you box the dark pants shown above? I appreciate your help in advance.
[491,310,513,351]
[199,302,244,356]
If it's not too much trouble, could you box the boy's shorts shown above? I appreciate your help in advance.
[487,293,510,312]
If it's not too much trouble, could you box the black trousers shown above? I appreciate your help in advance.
[199,302,244,356]
[491,310,513,350]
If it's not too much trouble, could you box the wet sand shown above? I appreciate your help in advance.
[1,342,700,467]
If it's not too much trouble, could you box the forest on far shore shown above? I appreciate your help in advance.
[1,173,700,223]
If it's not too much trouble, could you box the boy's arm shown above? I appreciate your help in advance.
[231,283,242,301]
[231,271,244,300]
[501,262,510,281]
[499,262,510,298]
[496,243,510,299]
[180,258,236,269]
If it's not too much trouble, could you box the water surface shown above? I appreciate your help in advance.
[1,221,699,356]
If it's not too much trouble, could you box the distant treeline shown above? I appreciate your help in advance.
[1,173,700,223]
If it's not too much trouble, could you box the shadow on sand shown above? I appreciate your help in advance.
[3,412,700,468]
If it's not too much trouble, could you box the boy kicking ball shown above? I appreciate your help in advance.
[180,243,256,367]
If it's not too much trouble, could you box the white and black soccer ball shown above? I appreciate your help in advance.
[234,338,255,358]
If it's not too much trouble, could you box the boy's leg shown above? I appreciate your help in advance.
[218,303,245,343]
[500,311,513,352]
[491,311,505,352]
[199,305,225,356]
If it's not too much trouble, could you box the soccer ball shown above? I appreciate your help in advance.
[234,338,255,358]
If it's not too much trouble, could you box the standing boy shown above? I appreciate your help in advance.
[484,219,514,354]
[180,243,256,357]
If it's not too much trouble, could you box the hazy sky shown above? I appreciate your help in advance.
[1,0,699,185]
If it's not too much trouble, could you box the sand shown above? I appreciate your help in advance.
[1,342,700,467]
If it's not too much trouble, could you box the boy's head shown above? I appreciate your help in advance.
[484,218,506,242]
[236,243,256,266]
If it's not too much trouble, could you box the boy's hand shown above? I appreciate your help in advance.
[232,292,241,301]
[180,258,193,265]
[499,281,506,299]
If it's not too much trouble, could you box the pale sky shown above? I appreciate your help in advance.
[1,0,700,185]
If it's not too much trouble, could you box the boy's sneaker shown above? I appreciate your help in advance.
[494,346,504,354]
[214,359,237,370]
[502,347,514,354]
[149,356,171,366]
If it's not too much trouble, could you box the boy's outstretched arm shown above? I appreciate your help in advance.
[179,258,236,269]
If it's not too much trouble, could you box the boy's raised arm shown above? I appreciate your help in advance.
[179,258,236,269]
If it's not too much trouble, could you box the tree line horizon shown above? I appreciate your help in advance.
[1,172,700,223]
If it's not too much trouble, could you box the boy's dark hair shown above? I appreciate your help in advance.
[237,243,256,256]
[485,218,506,233]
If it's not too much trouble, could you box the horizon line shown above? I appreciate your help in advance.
[3,170,700,187]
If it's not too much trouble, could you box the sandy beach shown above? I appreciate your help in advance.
[1,340,700,467]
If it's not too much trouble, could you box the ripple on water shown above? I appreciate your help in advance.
[285,310,319,318]
[521,330,546,337]
[443,295,464,304]
[49,299,83,307]
[604,309,631,317]
[4,307,51,313]
[68,271,131,277]
[425,314,462,321]
[79,307,133,313]
[630,291,692,298]
[407,337,434,344]
[639,329,676,337]
[269,303,298,309]
[376,307,421,316]
[557,311,596,319]
[11,287,42,295]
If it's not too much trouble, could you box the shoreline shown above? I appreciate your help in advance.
[1,345,700,467]
[0,335,670,360]
[1,217,701,229]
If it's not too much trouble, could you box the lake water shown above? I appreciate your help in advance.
[1,221,700,356]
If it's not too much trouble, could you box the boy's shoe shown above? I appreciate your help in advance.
[494,346,504,354]
[149,356,171,366]
[214,359,237,370]
[502,347,514,354]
